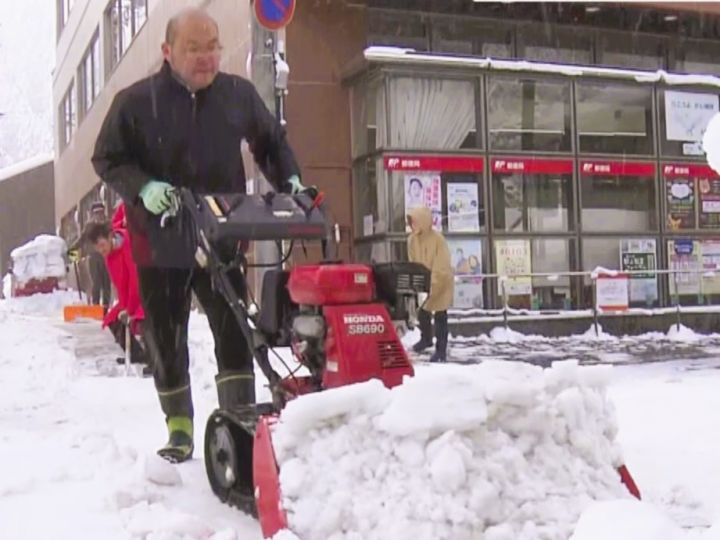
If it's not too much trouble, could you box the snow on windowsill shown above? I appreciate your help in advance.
[363,46,720,88]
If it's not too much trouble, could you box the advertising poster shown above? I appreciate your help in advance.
[701,239,720,294]
[664,90,719,142]
[495,239,532,296]
[447,183,480,232]
[404,173,443,230]
[449,239,483,308]
[620,239,658,303]
[595,274,629,312]
[667,239,702,296]
[698,177,720,229]
[666,178,696,230]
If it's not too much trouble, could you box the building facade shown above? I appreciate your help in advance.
[0,156,55,275]
[54,0,720,311]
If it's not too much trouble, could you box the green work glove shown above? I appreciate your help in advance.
[287,174,304,195]
[139,180,174,215]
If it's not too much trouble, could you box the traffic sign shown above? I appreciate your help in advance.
[254,0,296,31]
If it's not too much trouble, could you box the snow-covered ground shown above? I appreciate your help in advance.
[3,291,720,539]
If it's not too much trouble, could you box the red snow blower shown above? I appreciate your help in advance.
[170,188,640,539]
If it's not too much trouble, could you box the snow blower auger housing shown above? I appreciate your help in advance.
[166,188,431,537]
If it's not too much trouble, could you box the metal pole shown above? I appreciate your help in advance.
[501,278,509,330]
[125,319,132,376]
[673,270,681,332]
[592,276,599,337]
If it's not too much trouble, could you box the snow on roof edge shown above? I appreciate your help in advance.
[0,153,54,184]
[363,46,720,88]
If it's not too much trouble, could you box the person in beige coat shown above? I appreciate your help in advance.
[407,207,454,362]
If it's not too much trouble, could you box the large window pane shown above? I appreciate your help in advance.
[494,238,574,309]
[491,159,573,233]
[367,9,428,51]
[659,89,719,157]
[387,157,485,233]
[488,77,571,152]
[134,0,147,32]
[598,31,665,71]
[121,0,133,55]
[577,82,654,155]
[351,78,386,158]
[432,17,513,58]
[388,76,477,150]
[668,238,720,305]
[582,237,659,308]
[353,158,387,237]
[108,1,121,70]
[674,39,720,76]
[518,23,592,65]
[580,162,657,232]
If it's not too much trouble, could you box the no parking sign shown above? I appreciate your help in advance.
[254,0,296,30]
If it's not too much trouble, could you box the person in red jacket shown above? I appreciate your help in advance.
[83,212,150,372]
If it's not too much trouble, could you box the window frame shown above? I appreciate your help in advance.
[104,0,148,77]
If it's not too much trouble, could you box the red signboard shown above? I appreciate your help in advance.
[580,160,655,177]
[662,163,720,178]
[491,157,573,175]
[383,155,484,172]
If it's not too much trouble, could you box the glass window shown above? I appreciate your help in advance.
[431,17,513,58]
[659,89,719,157]
[353,158,387,237]
[582,237,659,308]
[487,77,571,152]
[576,82,654,155]
[668,238,720,305]
[674,39,720,76]
[387,76,478,150]
[367,9,428,51]
[351,78,386,158]
[580,161,657,232]
[598,31,666,71]
[386,156,485,233]
[106,0,148,71]
[79,31,101,118]
[517,23,592,65]
[60,81,76,151]
[494,238,574,310]
[491,158,574,233]
[354,242,406,264]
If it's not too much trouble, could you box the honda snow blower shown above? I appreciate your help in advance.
[168,188,641,539]
[166,187,430,538]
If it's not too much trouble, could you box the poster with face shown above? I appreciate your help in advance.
[449,238,483,308]
[404,173,443,230]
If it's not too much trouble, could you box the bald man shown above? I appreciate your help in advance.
[92,8,303,463]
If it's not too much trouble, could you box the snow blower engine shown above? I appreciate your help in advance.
[169,188,430,538]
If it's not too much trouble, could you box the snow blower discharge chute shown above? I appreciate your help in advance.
[164,188,641,538]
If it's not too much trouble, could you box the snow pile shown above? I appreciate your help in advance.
[666,324,704,343]
[10,234,67,285]
[0,289,82,317]
[703,112,720,175]
[2,273,11,299]
[272,361,631,540]
[571,499,685,540]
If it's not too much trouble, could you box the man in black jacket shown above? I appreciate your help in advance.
[92,7,304,463]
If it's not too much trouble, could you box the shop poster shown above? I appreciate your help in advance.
[447,183,480,232]
[666,178,696,230]
[664,90,718,142]
[667,239,702,296]
[404,173,442,230]
[620,239,658,304]
[495,239,532,296]
[449,238,483,308]
[701,240,720,294]
[698,177,720,229]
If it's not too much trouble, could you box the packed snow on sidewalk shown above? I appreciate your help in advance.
[2,291,720,540]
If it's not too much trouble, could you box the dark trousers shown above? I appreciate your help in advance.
[89,254,112,307]
[138,265,252,419]
[419,309,448,355]
[107,319,149,365]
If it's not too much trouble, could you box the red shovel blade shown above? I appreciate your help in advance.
[617,464,641,500]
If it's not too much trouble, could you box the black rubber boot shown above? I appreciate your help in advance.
[215,370,256,410]
[156,384,194,463]
[413,309,434,353]
[430,311,448,362]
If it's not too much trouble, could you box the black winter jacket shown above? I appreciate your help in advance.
[92,61,300,267]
